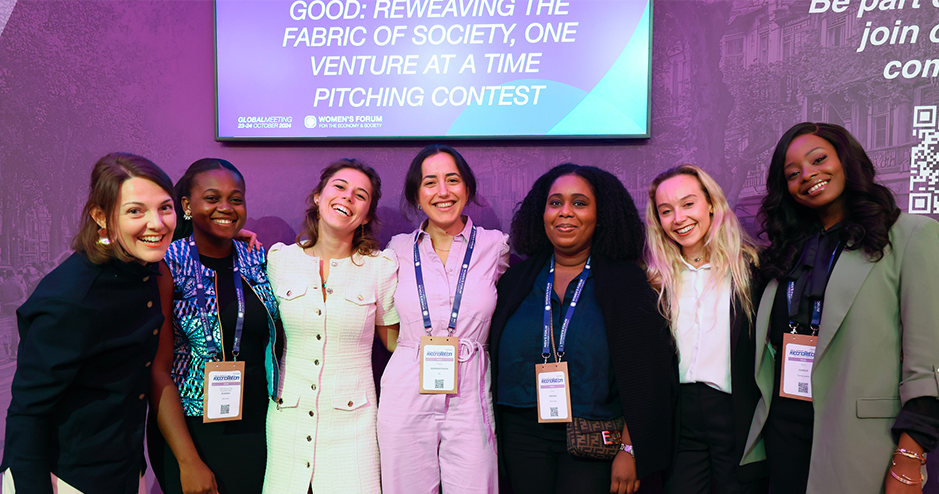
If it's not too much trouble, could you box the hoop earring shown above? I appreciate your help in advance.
[97,228,111,246]
[184,209,192,221]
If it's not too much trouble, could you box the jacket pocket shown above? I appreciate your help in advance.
[275,390,301,410]
[343,289,376,306]
[856,397,901,418]
[275,285,308,301]
[332,391,369,411]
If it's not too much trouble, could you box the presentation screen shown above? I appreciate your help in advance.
[215,0,652,140]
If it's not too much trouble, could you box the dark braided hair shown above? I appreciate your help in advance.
[173,158,244,241]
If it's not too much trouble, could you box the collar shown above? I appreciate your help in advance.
[417,215,474,242]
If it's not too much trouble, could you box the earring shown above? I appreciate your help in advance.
[184,209,192,220]
[418,205,422,211]
[96,228,111,246]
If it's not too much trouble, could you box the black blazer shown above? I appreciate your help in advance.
[1,252,163,494]
[725,265,768,482]
[490,249,678,479]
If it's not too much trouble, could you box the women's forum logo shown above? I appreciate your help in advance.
[304,115,317,128]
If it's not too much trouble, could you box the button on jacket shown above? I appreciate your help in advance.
[1,252,163,494]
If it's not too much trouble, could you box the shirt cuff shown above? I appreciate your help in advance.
[892,397,939,452]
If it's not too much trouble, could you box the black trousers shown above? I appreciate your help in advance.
[763,396,813,494]
[499,406,664,494]
[664,383,767,494]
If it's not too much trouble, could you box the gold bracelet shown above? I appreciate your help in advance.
[889,467,924,486]
[894,448,927,465]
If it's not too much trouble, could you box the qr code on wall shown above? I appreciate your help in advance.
[910,106,939,213]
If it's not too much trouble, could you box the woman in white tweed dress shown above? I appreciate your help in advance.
[262,159,399,494]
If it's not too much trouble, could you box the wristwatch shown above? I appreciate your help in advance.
[619,443,635,457]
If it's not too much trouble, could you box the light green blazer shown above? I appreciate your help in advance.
[742,213,939,493]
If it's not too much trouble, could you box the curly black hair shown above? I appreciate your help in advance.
[759,122,900,279]
[510,163,645,261]
[173,158,245,241]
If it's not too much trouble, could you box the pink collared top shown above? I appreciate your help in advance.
[386,216,510,344]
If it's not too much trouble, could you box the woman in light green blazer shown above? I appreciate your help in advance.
[742,122,939,494]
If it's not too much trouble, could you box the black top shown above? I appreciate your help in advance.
[490,249,677,478]
[1,252,163,494]
[199,252,269,418]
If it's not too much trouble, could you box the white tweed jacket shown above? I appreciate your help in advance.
[262,243,399,494]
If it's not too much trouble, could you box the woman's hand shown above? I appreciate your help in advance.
[610,449,640,494]
[235,228,262,251]
[179,458,219,494]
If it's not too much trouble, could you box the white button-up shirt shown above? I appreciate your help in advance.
[675,258,733,393]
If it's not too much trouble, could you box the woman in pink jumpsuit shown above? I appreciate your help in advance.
[378,145,509,493]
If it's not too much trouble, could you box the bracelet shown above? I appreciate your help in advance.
[894,448,927,465]
[619,443,635,458]
[889,468,924,486]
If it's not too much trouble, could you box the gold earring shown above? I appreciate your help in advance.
[184,209,192,220]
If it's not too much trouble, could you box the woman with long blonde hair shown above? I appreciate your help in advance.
[644,164,767,494]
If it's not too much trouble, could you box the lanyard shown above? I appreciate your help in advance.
[188,236,246,360]
[542,255,591,362]
[786,245,839,336]
[413,224,477,336]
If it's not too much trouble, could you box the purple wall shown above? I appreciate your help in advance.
[1,0,938,491]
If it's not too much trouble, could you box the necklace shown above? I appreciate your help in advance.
[683,254,706,264]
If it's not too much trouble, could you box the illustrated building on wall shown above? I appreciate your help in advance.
[661,0,939,227]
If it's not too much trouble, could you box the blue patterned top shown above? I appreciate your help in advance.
[165,239,280,416]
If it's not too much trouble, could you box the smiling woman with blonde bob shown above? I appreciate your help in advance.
[644,164,766,494]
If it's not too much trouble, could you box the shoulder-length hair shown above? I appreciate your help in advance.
[297,159,382,257]
[510,163,644,261]
[173,158,245,241]
[401,144,477,213]
[72,153,175,264]
[644,164,759,326]
[759,122,899,279]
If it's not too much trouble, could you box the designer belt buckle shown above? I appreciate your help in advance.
[601,430,623,445]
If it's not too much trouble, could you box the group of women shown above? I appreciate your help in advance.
[1,122,937,494]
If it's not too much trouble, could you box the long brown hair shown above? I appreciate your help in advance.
[297,159,382,257]
[72,153,175,264]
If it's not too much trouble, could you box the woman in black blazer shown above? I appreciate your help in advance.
[1,153,177,494]
[644,165,767,494]
[491,163,676,494]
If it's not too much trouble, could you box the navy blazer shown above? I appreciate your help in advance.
[490,249,678,479]
[1,252,163,494]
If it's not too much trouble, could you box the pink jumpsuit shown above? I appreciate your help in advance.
[378,218,509,494]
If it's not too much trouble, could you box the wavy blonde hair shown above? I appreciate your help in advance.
[644,164,759,329]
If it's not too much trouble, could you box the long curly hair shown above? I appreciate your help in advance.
[759,122,899,279]
[510,163,644,261]
[644,164,759,326]
[297,158,382,257]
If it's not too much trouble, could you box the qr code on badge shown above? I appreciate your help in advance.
[798,382,809,394]
[910,106,939,213]
[550,407,559,417]
[220,404,230,414]
[435,379,444,389]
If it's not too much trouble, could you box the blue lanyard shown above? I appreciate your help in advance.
[786,245,839,336]
[542,255,591,362]
[188,236,246,359]
[413,225,477,336]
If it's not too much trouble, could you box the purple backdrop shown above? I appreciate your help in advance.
[2,0,939,491]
